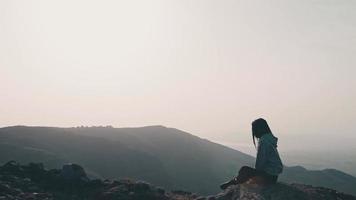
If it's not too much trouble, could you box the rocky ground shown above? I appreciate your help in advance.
[0,161,355,200]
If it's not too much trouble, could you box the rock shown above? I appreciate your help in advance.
[28,163,44,171]
[0,182,19,195]
[195,197,207,200]
[130,181,151,192]
[28,185,40,192]
[60,163,88,181]
[206,195,217,200]
[1,161,356,200]
[1,161,23,176]
[171,190,193,195]
[156,187,165,195]
[213,182,356,200]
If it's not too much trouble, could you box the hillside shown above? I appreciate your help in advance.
[0,126,253,195]
[1,161,355,200]
[1,125,356,196]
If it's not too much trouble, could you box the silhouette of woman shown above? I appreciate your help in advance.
[220,118,283,190]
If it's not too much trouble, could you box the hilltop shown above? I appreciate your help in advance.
[1,161,355,200]
[1,125,356,195]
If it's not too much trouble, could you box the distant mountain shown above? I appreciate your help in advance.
[282,150,356,177]
[279,166,356,196]
[0,125,356,196]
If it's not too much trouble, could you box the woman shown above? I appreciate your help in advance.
[220,118,283,190]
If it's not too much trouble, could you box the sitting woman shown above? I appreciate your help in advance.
[220,118,283,189]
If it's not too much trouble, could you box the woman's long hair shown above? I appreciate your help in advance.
[252,118,272,148]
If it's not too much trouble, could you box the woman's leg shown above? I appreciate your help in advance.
[236,166,257,184]
[220,166,257,189]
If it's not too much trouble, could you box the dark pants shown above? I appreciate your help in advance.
[236,166,278,184]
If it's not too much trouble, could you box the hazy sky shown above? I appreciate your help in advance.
[1,0,355,152]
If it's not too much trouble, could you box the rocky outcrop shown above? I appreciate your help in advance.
[197,182,356,200]
[60,163,88,181]
[0,161,355,200]
[0,161,192,200]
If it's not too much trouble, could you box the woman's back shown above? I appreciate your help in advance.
[255,133,283,176]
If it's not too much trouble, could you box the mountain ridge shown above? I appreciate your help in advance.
[1,125,356,196]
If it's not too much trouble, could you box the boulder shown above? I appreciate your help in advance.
[211,182,356,200]
[60,163,88,181]
[1,161,23,176]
